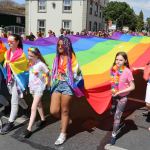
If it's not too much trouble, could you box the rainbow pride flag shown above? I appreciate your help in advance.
[110,32,150,44]
[0,40,7,63]
[1,35,150,114]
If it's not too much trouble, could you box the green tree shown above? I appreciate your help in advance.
[146,17,150,32]
[103,1,137,31]
[136,10,144,32]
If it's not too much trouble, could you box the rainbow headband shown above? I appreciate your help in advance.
[28,47,37,52]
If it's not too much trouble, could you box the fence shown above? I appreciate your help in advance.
[3,26,25,35]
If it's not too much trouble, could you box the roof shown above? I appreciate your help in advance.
[0,6,25,16]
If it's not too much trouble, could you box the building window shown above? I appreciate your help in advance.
[89,0,93,15]
[37,19,46,35]
[62,20,71,30]
[94,2,98,16]
[89,21,92,31]
[63,0,72,12]
[16,17,21,24]
[38,0,46,12]
[99,11,102,18]
[93,22,97,31]
[99,23,101,30]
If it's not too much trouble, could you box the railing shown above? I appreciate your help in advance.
[3,26,25,35]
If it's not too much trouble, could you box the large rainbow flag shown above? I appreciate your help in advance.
[110,32,150,43]
[1,34,150,114]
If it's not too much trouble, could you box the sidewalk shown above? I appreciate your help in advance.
[0,98,149,150]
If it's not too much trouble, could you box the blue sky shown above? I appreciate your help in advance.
[110,0,150,20]
[13,0,149,20]
[13,0,25,4]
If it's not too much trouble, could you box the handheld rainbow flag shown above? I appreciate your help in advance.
[0,40,7,63]
[4,48,29,91]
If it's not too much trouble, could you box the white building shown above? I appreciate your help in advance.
[26,0,109,36]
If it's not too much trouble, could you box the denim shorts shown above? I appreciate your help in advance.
[53,81,74,96]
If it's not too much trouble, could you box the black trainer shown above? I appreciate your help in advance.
[116,122,125,135]
[0,122,14,134]
[110,136,116,145]
[142,110,150,116]
[22,129,32,138]
[36,120,46,128]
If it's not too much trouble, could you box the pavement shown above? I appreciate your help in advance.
[0,97,150,150]
[0,72,149,150]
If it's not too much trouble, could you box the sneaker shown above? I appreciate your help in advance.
[20,108,30,119]
[0,122,14,134]
[115,122,125,135]
[142,110,150,116]
[36,120,46,128]
[22,129,32,138]
[54,133,66,145]
[110,136,116,145]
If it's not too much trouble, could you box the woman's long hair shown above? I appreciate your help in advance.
[11,34,23,49]
[56,36,75,58]
[112,51,130,68]
[52,36,75,84]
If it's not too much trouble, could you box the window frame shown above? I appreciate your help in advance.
[94,2,98,16]
[37,19,46,35]
[89,1,93,15]
[38,0,47,13]
[62,20,72,30]
[89,21,92,31]
[16,16,21,24]
[63,0,72,13]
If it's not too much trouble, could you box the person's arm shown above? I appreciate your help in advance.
[41,62,51,89]
[45,71,51,89]
[113,80,135,97]
[132,67,144,71]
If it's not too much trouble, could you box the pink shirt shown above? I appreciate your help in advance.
[118,68,134,97]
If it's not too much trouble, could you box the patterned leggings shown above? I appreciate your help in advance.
[112,96,127,136]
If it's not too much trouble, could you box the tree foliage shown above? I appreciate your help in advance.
[146,17,150,31]
[103,1,137,31]
[136,10,144,31]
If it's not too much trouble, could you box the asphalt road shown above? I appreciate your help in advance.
[0,71,149,150]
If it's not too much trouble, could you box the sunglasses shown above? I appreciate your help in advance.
[8,40,15,44]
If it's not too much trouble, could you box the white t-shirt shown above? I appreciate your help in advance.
[29,59,49,92]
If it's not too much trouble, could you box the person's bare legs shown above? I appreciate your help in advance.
[27,95,42,131]
[54,94,72,145]
[37,101,45,121]
[60,94,72,134]
[50,92,61,118]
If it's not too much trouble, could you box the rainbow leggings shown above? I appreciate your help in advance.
[112,96,127,136]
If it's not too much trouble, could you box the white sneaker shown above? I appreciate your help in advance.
[54,133,66,145]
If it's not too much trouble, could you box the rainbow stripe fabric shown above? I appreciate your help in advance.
[4,48,29,91]
[110,32,150,43]
[0,40,7,63]
[1,34,150,114]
